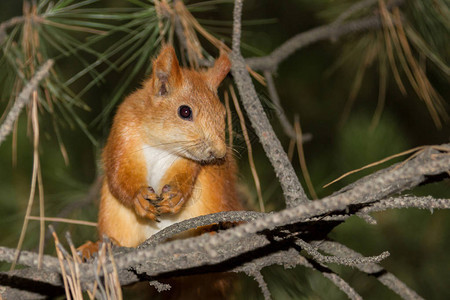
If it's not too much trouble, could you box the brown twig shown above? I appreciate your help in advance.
[229,84,265,212]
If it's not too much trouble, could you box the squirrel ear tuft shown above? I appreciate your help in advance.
[206,51,231,89]
[152,45,182,96]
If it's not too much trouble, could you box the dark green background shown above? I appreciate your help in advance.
[0,1,448,299]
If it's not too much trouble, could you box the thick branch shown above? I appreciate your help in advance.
[113,145,449,278]
[231,0,309,208]
[139,210,265,248]
[0,146,447,290]
[0,269,63,299]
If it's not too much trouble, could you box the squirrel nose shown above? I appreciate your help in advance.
[207,142,226,160]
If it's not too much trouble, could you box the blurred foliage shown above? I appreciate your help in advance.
[0,0,449,299]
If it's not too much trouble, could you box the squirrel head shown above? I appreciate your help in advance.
[141,45,231,163]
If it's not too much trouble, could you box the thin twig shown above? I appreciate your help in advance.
[334,0,378,25]
[263,72,294,136]
[318,241,424,299]
[0,15,26,44]
[323,145,426,188]
[224,90,234,149]
[294,115,318,199]
[246,0,405,72]
[296,238,389,266]
[10,95,40,271]
[322,272,363,300]
[250,271,271,300]
[264,71,312,142]
[27,216,98,227]
[230,84,265,212]
[0,60,54,146]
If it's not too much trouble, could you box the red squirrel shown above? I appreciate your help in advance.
[79,46,242,295]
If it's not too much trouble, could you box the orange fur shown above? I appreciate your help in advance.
[79,46,242,297]
[95,45,241,247]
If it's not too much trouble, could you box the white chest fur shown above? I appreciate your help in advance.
[141,145,179,192]
[141,145,190,237]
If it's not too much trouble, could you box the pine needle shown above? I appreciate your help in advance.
[379,0,406,95]
[393,7,447,127]
[50,227,72,300]
[294,115,318,199]
[27,216,98,227]
[370,39,387,130]
[224,90,234,149]
[340,42,377,126]
[172,0,265,84]
[287,137,295,162]
[323,145,427,188]
[10,96,41,271]
[230,84,265,212]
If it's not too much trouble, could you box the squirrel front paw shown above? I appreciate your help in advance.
[134,185,187,220]
[134,186,160,221]
[156,184,186,214]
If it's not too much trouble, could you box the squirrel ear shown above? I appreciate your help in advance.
[206,51,231,89]
[152,45,182,97]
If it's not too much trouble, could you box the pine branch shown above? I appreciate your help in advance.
[0,60,54,146]
[333,0,378,25]
[0,268,63,299]
[0,15,26,44]
[139,210,265,248]
[0,1,448,299]
[231,0,310,208]
[295,238,390,267]
[360,196,450,213]
[249,271,271,300]
[317,241,424,299]
[0,145,447,298]
[246,0,405,72]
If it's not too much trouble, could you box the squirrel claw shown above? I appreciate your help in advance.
[133,186,159,220]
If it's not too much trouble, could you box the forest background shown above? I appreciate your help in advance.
[0,0,448,299]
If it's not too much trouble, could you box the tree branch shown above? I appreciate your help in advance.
[231,0,310,208]
[246,0,405,72]
[0,16,26,45]
[0,60,54,146]
[334,0,378,25]
[317,241,424,299]
[295,238,390,267]
[0,145,447,298]
[360,196,450,214]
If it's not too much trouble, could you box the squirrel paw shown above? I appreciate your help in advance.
[77,240,100,261]
[134,186,160,221]
[156,184,186,214]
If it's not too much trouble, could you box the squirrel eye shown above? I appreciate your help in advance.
[178,105,192,121]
